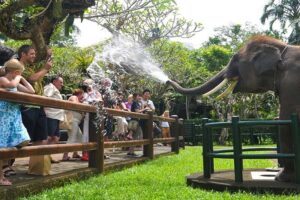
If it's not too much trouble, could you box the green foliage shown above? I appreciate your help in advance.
[49,47,94,93]
[204,23,267,51]
[64,14,75,37]
[53,0,63,19]
[12,5,45,29]
[0,0,13,9]
[232,92,279,120]
[190,45,232,72]
[50,23,78,47]
[21,146,298,200]
[3,39,31,50]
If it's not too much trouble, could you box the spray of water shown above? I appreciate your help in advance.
[86,57,118,136]
[86,54,106,83]
[102,35,169,83]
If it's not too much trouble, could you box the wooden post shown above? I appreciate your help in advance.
[143,111,154,159]
[232,116,243,182]
[88,112,104,173]
[171,115,179,154]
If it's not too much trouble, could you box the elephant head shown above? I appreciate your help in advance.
[167,36,287,97]
[167,36,300,182]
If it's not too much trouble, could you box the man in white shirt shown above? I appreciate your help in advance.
[43,76,64,148]
[139,89,155,137]
[141,89,155,112]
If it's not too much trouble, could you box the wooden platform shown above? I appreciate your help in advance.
[0,145,172,200]
[187,169,300,194]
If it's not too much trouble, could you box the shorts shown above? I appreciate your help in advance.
[47,118,60,137]
[21,107,48,142]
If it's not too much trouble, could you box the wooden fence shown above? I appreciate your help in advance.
[0,89,181,176]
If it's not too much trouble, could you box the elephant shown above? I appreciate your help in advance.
[167,35,300,182]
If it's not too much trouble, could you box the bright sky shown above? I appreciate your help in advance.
[75,0,271,48]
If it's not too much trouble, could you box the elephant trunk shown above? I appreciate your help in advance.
[166,68,227,95]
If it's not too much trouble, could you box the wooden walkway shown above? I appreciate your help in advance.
[0,146,172,200]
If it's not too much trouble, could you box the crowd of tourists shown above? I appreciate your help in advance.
[0,45,171,186]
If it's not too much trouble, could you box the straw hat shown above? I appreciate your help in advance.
[4,59,24,72]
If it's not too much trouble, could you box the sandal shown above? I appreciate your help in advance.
[51,159,60,163]
[3,167,16,177]
[72,154,81,159]
[61,156,70,161]
[0,178,12,186]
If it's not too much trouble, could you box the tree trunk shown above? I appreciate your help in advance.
[0,0,95,61]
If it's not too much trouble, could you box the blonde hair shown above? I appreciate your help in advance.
[4,59,24,73]
[162,110,170,117]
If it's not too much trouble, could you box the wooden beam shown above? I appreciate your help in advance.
[0,143,97,160]
[153,138,176,144]
[0,89,149,119]
[0,89,95,113]
[104,139,150,148]
[153,116,176,123]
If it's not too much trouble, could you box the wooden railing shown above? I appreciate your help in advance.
[0,89,181,174]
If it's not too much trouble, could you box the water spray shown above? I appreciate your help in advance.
[102,35,170,83]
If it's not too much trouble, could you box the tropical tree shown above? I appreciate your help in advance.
[0,0,95,60]
[85,0,202,44]
[261,0,300,44]
[204,23,264,51]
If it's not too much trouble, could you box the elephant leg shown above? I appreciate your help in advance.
[275,122,295,182]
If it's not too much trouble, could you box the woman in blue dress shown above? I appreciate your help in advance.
[0,59,35,186]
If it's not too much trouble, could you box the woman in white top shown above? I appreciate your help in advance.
[62,89,85,161]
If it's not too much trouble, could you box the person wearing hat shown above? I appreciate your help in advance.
[0,58,35,186]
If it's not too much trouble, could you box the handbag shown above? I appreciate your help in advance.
[28,155,51,176]
[59,111,72,130]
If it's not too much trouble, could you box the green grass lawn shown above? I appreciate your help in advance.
[22,146,300,200]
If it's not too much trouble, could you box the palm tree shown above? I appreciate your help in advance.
[261,0,300,44]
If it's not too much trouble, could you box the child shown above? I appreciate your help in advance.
[161,111,171,145]
[0,59,35,186]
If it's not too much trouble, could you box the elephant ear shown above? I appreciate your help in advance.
[251,44,281,75]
